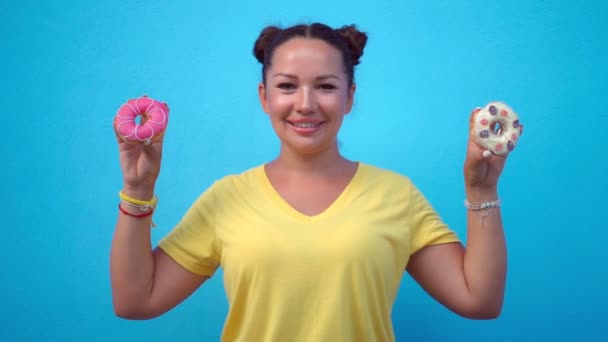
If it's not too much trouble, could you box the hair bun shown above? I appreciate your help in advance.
[335,25,368,65]
[253,26,282,64]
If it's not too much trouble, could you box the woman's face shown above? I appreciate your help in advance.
[259,38,355,156]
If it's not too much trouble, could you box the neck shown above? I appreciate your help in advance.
[268,142,353,177]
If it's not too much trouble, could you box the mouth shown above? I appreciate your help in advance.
[287,120,324,128]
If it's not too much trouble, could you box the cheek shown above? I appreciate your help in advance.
[319,94,348,111]
[266,93,291,111]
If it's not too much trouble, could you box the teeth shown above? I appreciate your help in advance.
[292,122,319,128]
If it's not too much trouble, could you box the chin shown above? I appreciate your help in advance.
[283,139,337,157]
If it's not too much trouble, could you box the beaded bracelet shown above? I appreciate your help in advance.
[464,199,501,210]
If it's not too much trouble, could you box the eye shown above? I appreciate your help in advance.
[318,83,337,91]
[277,82,296,91]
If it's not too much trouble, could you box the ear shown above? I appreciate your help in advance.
[345,83,356,114]
[258,82,270,114]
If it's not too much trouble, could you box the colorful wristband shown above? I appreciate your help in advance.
[118,190,158,207]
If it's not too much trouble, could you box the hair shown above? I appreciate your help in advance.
[253,23,368,86]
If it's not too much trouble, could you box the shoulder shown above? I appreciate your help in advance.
[353,162,422,208]
[214,164,264,189]
[184,164,265,215]
[200,164,266,201]
[357,162,414,189]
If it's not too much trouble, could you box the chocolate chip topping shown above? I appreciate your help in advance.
[513,120,520,128]
[507,140,514,151]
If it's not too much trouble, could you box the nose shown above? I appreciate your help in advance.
[295,87,315,115]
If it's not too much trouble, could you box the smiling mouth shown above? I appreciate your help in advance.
[288,121,323,128]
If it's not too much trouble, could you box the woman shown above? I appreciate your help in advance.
[111,22,511,342]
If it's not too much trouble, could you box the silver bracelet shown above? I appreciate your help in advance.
[464,198,501,210]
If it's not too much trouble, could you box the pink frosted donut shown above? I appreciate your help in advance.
[472,101,522,155]
[114,95,169,144]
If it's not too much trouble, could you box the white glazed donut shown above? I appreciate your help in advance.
[472,102,522,155]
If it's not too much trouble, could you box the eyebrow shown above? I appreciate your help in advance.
[272,73,340,80]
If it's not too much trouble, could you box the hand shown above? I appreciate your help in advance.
[463,108,523,201]
[114,125,164,197]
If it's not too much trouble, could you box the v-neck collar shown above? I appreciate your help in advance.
[257,162,363,223]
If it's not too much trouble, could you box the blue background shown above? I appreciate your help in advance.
[2,0,606,341]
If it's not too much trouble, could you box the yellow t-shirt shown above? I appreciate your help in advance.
[158,163,460,342]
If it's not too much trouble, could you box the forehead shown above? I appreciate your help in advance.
[270,38,344,72]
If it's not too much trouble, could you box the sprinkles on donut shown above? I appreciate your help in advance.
[472,102,522,155]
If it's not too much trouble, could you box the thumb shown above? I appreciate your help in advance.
[142,139,163,165]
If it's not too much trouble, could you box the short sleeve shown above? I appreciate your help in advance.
[157,183,222,277]
[408,183,460,255]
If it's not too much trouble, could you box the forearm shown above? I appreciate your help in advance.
[463,188,507,316]
[110,187,156,316]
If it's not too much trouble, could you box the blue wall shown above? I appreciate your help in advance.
[2,0,606,341]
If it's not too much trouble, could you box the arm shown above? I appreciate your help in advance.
[406,108,518,319]
[406,199,506,319]
[110,186,209,320]
[110,133,208,320]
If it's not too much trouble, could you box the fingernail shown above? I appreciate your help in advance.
[482,150,492,159]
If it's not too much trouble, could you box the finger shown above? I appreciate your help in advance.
[470,107,482,117]
[467,107,484,151]
[467,107,482,148]
[467,136,487,161]
[114,129,138,148]
[150,129,167,143]
[114,127,127,145]
[114,130,128,145]
[142,136,164,164]
[113,119,121,142]
[468,107,482,131]
[113,120,131,145]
